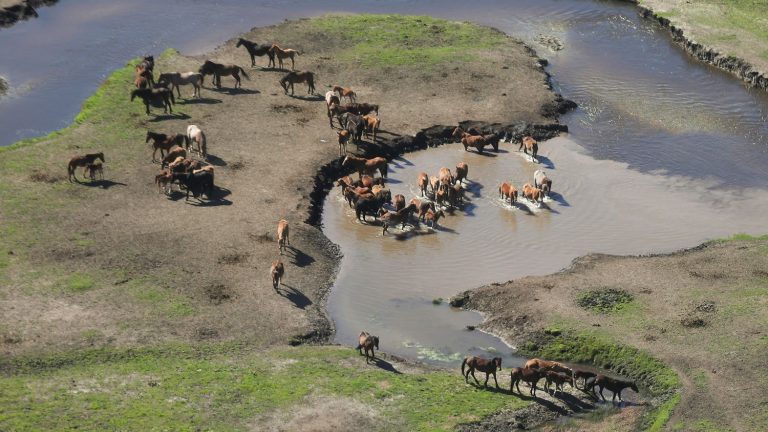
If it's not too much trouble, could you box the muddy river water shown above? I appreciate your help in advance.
[2,0,767,365]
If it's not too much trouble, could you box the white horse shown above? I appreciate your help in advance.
[185,125,207,158]
[158,72,203,98]
[533,170,552,198]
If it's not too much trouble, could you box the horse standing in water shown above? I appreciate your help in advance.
[198,60,249,89]
[67,152,104,182]
[236,38,275,68]
[461,356,502,389]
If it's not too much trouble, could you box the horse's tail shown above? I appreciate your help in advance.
[461,357,468,376]
[239,67,250,80]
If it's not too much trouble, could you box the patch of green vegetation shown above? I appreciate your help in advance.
[0,344,528,431]
[646,393,681,432]
[64,273,95,292]
[691,369,708,390]
[654,10,679,19]
[309,14,504,67]
[133,285,195,318]
[576,288,634,313]
[722,233,768,241]
[432,297,443,305]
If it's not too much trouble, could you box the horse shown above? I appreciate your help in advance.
[146,131,185,162]
[342,112,365,146]
[344,103,379,116]
[509,367,542,396]
[131,88,174,115]
[198,60,249,88]
[67,152,104,182]
[417,172,429,197]
[337,130,350,157]
[573,368,597,390]
[135,55,154,75]
[85,162,103,181]
[452,126,490,154]
[455,162,469,185]
[438,167,453,192]
[544,371,572,396]
[356,331,379,363]
[499,182,518,205]
[424,208,445,228]
[161,146,187,168]
[461,356,502,389]
[332,85,356,103]
[279,71,315,95]
[155,170,173,194]
[185,125,207,158]
[410,198,436,223]
[524,358,573,385]
[157,72,203,98]
[134,69,154,89]
[533,170,552,198]
[270,260,285,289]
[355,195,390,222]
[277,219,290,255]
[325,91,341,127]
[519,136,539,162]
[380,203,417,234]
[342,155,387,179]
[429,176,440,196]
[522,183,544,206]
[362,114,380,143]
[236,38,275,68]
[592,375,639,403]
[270,44,299,70]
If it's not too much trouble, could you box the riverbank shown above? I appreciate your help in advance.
[0,14,567,429]
[0,0,56,28]
[635,0,768,92]
[460,236,768,431]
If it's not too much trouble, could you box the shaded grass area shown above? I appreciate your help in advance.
[308,14,504,67]
[0,344,528,431]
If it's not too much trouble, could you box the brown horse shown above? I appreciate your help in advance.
[417,172,429,197]
[134,69,154,89]
[199,60,249,88]
[573,368,597,390]
[85,162,103,181]
[499,182,518,204]
[424,208,445,228]
[522,183,544,206]
[277,219,290,255]
[146,131,185,162]
[332,85,357,103]
[236,38,275,68]
[592,375,639,403]
[342,155,388,179]
[462,356,502,389]
[279,71,315,95]
[524,358,573,385]
[362,114,380,143]
[409,198,436,223]
[510,367,542,396]
[131,88,174,115]
[452,126,491,154]
[544,371,572,396]
[380,203,417,234]
[438,167,453,191]
[356,331,379,363]
[67,152,104,182]
[455,162,469,185]
[161,146,187,168]
[519,136,539,161]
[270,44,300,70]
[337,129,350,157]
[270,260,285,289]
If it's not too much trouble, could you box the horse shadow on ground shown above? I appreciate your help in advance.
[459,201,477,217]
[377,129,402,138]
[149,112,191,122]
[168,186,232,207]
[77,179,127,189]
[391,156,413,167]
[464,181,483,198]
[471,151,498,158]
[205,154,227,167]
[276,283,312,309]
[369,357,403,374]
[534,154,555,169]
[552,391,596,412]
[287,93,324,102]
[210,87,260,96]
[512,201,536,215]
[177,97,222,105]
[548,192,569,207]
[284,247,315,268]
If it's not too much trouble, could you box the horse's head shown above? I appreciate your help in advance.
[451,127,463,138]
[236,38,244,47]
[145,131,152,143]
[373,104,379,115]
[630,382,639,393]
[494,357,502,370]
[96,152,105,163]
[130,89,138,101]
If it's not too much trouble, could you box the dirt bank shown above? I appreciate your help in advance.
[632,0,768,93]
[0,0,56,28]
[460,237,768,431]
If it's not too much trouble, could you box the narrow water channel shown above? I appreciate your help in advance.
[2,0,767,366]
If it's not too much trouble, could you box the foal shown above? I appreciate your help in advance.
[68,152,104,182]
[279,71,315,95]
[270,44,299,70]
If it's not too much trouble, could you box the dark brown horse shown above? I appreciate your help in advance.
[462,356,502,389]
[510,367,542,396]
[146,131,185,162]
[85,162,103,181]
[592,375,639,403]
[279,71,315,95]
[519,136,539,162]
[236,38,275,68]
[342,155,388,179]
[67,152,104,182]
[131,88,174,115]
[573,368,597,390]
[356,331,379,363]
[452,126,491,154]
[199,60,249,88]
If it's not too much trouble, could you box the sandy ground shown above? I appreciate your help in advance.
[464,239,768,431]
[0,17,557,358]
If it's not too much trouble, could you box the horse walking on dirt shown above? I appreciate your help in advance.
[131,88,174,115]
[67,152,104,182]
[279,71,315,95]
[199,60,249,89]
[356,331,379,363]
[146,131,185,162]
[157,72,203,98]
[236,38,275,68]
[270,44,299,70]
[461,356,502,389]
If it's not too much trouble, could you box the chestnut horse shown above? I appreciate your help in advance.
[524,358,574,385]
[199,60,249,88]
[522,183,544,206]
[356,331,379,363]
[270,44,300,70]
[277,219,290,255]
[342,155,388,179]
[279,71,315,95]
[462,356,502,389]
[417,172,429,197]
[332,85,356,103]
[499,182,518,204]
[270,260,284,289]
[452,126,491,154]
[236,38,275,68]
[455,162,469,185]
[146,131,185,162]
[519,136,539,161]
[67,152,104,182]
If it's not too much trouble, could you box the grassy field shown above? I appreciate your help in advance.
[639,0,768,70]
[0,344,529,431]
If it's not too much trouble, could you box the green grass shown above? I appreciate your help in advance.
[647,393,681,432]
[309,14,504,67]
[0,344,528,431]
[576,288,634,313]
[64,272,96,292]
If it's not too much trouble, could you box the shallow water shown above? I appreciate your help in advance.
[2,0,768,366]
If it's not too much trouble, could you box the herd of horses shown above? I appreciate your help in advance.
[66,33,640,415]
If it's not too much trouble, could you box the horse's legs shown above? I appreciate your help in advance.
[291,57,295,71]
[471,370,480,385]
[599,386,606,401]
[617,389,623,402]
[493,372,499,389]
[484,373,490,388]
[144,101,150,115]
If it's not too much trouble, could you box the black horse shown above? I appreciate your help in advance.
[130,88,174,115]
[198,60,249,89]
[591,375,639,404]
[236,38,275,68]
